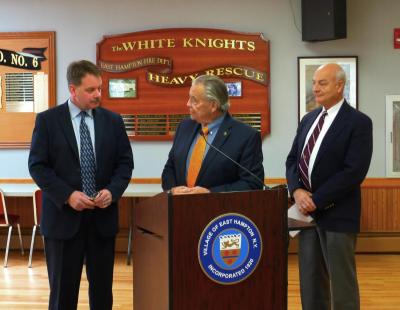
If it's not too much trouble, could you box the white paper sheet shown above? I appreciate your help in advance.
[288,203,313,238]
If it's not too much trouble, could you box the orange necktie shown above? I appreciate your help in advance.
[187,127,209,187]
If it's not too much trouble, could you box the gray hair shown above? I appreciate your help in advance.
[335,66,347,84]
[67,60,101,86]
[192,75,230,112]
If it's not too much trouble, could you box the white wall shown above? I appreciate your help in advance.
[0,0,398,178]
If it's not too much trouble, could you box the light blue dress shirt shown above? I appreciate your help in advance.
[185,113,226,178]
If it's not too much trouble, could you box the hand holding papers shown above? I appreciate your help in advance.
[288,204,313,238]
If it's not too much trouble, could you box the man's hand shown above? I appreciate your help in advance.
[93,189,113,209]
[188,186,210,194]
[67,191,96,211]
[171,186,192,195]
[293,188,316,215]
[171,186,210,195]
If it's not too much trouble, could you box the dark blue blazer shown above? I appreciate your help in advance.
[162,113,264,192]
[28,102,133,239]
[286,101,373,232]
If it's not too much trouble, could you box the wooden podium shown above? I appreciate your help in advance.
[133,188,288,310]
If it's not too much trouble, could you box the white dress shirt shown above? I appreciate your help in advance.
[302,98,344,187]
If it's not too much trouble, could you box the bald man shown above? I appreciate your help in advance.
[286,64,373,310]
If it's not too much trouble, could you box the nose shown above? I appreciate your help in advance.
[186,98,191,107]
[313,83,319,93]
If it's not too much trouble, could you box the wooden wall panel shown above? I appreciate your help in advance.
[360,187,400,232]
[0,178,399,253]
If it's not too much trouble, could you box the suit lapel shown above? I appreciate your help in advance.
[313,101,351,167]
[93,108,104,163]
[297,108,322,160]
[59,102,79,161]
[196,114,233,184]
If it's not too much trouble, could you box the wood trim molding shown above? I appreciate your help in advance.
[129,178,160,184]
[1,177,400,186]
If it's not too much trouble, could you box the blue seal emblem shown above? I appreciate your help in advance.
[198,213,262,285]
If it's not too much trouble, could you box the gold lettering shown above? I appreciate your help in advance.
[216,67,225,76]
[195,38,207,48]
[161,75,170,84]
[255,72,264,81]
[100,62,114,71]
[183,38,193,47]
[224,39,236,49]
[148,72,161,83]
[247,41,255,51]
[167,39,175,48]
[233,67,243,76]
[170,77,181,85]
[189,73,199,81]
[237,40,246,50]
[122,42,135,51]
[155,39,164,48]
[244,69,255,79]
[213,39,224,48]
[137,40,149,49]
[205,69,215,75]
[225,67,233,75]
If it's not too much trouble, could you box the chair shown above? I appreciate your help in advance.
[0,188,24,268]
[28,189,44,268]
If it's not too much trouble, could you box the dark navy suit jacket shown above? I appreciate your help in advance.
[28,102,133,239]
[162,113,264,192]
[286,101,373,232]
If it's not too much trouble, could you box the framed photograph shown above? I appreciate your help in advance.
[109,78,137,98]
[297,56,358,121]
[225,81,242,98]
[386,95,400,177]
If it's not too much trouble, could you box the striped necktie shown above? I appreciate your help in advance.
[187,126,209,187]
[79,111,97,197]
[298,111,328,191]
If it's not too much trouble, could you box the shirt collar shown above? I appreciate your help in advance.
[68,98,94,119]
[324,98,344,115]
[202,113,226,136]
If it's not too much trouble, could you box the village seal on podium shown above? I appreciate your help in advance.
[198,213,262,285]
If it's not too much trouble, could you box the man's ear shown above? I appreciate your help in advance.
[211,100,219,113]
[69,84,75,95]
[337,80,345,94]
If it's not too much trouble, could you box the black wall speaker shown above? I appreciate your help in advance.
[301,0,347,42]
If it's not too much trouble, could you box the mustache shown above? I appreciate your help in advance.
[91,97,101,103]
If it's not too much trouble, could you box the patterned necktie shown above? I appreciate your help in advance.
[187,126,209,187]
[79,111,96,197]
[298,111,328,191]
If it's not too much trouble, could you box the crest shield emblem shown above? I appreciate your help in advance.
[219,234,242,265]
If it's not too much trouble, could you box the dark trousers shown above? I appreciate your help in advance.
[44,211,116,310]
[298,227,360,310]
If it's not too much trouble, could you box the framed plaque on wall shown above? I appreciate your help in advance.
[97,28,270,141]
[0,31,56,148]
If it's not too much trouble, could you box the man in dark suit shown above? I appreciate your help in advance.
[286,63,373,310]
[28,60,133,310]
[162,75,264,194]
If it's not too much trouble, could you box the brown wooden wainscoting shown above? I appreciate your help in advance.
[0,178,399,253]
